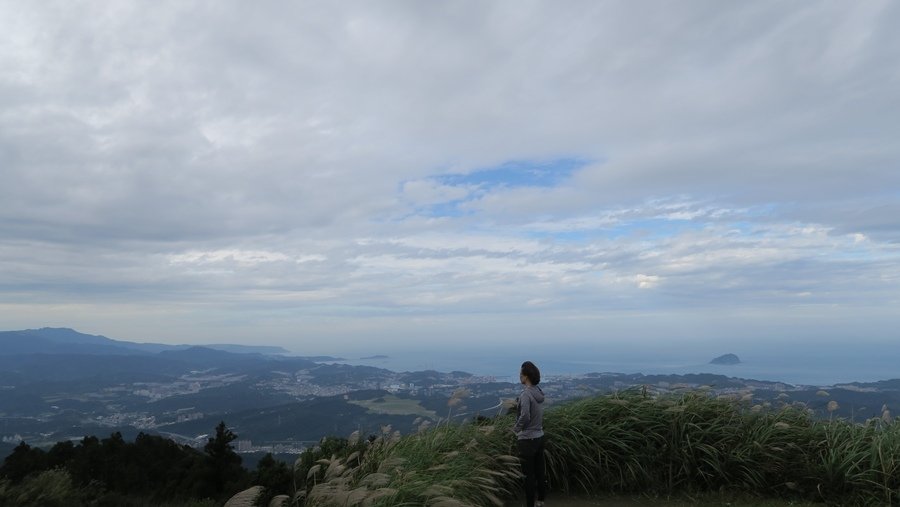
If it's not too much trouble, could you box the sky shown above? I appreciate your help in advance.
[1,1,899,360]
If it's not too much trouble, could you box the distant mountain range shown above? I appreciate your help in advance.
[0,327,402,449]
[0,328,328,387]
[0,327,291,356]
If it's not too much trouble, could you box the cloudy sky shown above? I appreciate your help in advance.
[1,1,899,357]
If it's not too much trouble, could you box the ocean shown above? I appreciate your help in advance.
[336,347,900,387]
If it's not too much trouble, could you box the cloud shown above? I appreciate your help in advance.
[0,1,898,349]
[168,249,296,266]
[635,275,661,290]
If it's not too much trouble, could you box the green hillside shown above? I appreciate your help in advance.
[277,390,900,506]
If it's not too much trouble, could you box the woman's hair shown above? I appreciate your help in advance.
[520,361,541,385]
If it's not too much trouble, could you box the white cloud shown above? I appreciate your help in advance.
[0,1,898,349]
[635,275,661,289]
[383,233,545,255]
[168,249,293,266]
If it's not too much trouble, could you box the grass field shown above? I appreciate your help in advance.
[347,394,438,419]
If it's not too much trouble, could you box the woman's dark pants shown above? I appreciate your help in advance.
[517,435,546,506]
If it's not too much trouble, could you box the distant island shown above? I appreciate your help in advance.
[710,353,741,365]
[360,355,389,360]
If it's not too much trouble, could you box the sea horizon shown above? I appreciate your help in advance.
[334,349,900,388]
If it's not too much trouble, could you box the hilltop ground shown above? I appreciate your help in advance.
[507,493,821,506]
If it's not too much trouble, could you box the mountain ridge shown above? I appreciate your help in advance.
[0,327,291,356]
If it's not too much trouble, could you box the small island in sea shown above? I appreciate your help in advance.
[360,354,390,360]
[710,353,741,365]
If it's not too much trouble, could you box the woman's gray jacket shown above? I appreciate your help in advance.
[513,385,545,439]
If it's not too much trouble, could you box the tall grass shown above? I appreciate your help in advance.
[228,391,900,506]
[298,422,521,506]
[542,390,900,506]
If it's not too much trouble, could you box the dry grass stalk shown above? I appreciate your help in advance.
[223,486,263,507]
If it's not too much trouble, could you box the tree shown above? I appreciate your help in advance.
[67,435,102,487]
[204,421,246,498]
[46,440,75,471]
[252,454,292,505]
[0,442,47,483]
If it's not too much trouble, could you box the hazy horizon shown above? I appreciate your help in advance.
[2,2,898,365]
[317,337,900,386]
[10,325,899,387]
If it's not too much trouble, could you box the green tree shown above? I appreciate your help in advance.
[68,435,102,488]
[252,454,293,505]
[132,432,207,500]
[46,440,75,470]
[0,442,47,484]
[204,421,246,498]
[99,432,128,491]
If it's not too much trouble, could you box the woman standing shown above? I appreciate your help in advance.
[513,360,546,507]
